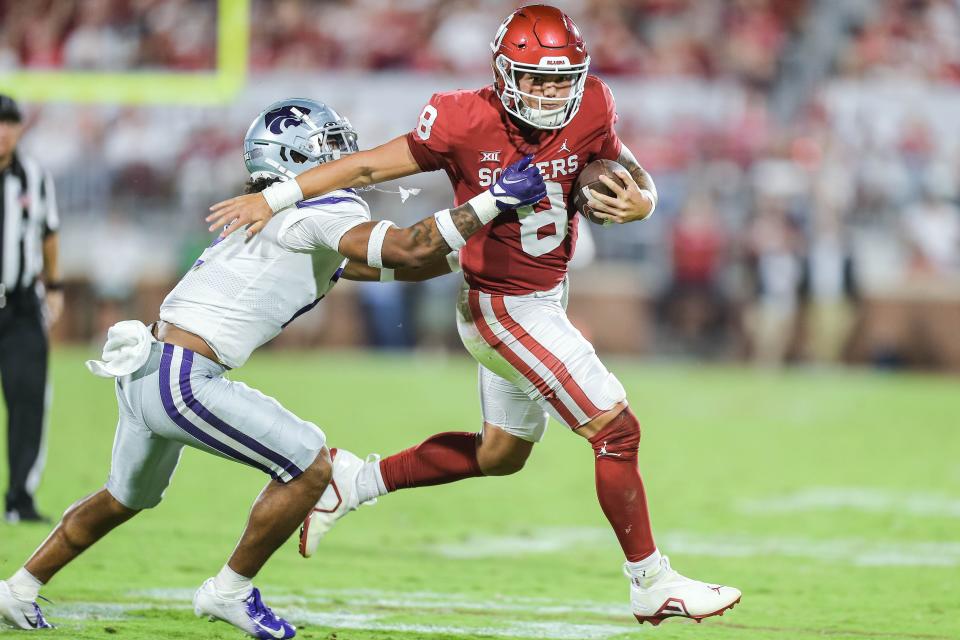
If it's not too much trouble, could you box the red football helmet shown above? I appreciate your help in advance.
[490,4,590,130]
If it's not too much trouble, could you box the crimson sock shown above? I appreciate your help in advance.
[588,409,657,562]
[379,431,484,492]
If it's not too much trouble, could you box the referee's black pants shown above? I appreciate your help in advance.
[0,288,48,514]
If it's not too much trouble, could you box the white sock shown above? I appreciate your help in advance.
[7,568,43,602]
[625,549,663,583]
[355,459,388,503]
[213,565,252,600]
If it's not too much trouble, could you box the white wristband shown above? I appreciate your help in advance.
[446,250,461,273]
[639,189,657,218]
[262,179,304,213]
[434,209,467,250]
[367,220,396,269]
[379,268,395,282]
[466,190,500,224]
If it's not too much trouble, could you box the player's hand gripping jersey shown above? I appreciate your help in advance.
[406,76,621,295]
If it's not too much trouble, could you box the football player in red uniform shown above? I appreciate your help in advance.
[209,4,740,625]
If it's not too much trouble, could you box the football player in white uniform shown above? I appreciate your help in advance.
[0,98,546,638]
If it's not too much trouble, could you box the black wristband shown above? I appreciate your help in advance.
[45,281,64,292]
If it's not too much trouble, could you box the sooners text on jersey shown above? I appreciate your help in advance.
[406,75,622,295]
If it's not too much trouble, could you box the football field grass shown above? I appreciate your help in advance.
[1,348,958,639]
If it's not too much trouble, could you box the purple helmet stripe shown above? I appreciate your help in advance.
[179,349,303,479]
[159,344,278,479]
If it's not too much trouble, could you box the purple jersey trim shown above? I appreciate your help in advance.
[281,264,344,328]
[281,297,322,328]
[296,195,362,208]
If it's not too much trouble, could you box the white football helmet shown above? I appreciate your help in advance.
[243,98,358,181]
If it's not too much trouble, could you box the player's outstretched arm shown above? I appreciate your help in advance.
[585,144,658,225]
[207,135,421,239]
[337,155,545,276]
[341,253,457,282]
[337,200,481,271]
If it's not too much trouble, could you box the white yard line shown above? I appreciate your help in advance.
[738,487,960,518]
[662,531,960,567]
[289,610,636,640]
[435,526,613,558]
[63,591,639,640]
[130,587,630,617]
[44,602,153,620]
[432,527,960,567]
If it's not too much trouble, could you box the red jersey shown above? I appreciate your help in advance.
[405,75,622,295]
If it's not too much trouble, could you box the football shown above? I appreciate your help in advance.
[570,159,628,225]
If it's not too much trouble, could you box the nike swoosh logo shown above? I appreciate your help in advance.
[22,612,39,629]
[253,619,287,639]
[500,174,526,184]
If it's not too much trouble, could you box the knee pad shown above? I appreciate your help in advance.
[588,409,641,462]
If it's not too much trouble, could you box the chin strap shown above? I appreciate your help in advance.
[523,107,567,128]
[360,185,422,203]
[262,158,299,181]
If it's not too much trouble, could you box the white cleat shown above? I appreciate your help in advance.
[0,580,53,630]
[193,578,295,639]
[627,557,741,626]
[299,448,377,558]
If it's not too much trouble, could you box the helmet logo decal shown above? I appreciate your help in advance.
[264,105,312,135]
[490,13,515,52]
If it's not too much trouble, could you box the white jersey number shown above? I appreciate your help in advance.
[416,105,438,141]
[518,181,568,257]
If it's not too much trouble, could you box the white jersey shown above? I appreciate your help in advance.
[160,189,370,368]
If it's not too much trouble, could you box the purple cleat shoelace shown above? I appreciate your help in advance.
[245,588,295,639]
[29,602,53,629]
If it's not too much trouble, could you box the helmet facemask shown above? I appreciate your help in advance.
[304,118,359,165]
[494,54,590,130]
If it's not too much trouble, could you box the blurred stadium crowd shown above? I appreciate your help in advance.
[3,0,960,368]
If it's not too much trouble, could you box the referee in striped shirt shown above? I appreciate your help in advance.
[0,95,62,524]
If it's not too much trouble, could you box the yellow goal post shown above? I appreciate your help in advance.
[0,0,249,105]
